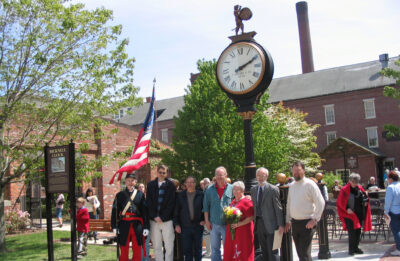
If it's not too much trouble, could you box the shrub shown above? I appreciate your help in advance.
[5,210,32,234]
[323,171,343,193]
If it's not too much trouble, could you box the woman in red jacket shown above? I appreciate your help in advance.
[76,197,90,259]
[337,173,372,256]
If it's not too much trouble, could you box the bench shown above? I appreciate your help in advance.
[88,219,113,243]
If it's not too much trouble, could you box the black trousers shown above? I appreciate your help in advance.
[291,219,315,261]
[344,218,361,253]
[256,217,279,261]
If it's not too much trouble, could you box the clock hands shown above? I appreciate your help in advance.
[235,55,258,73]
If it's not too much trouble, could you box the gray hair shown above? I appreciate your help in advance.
[232,181,245,192]
[256,167,269,177]
[349,173,361,183]
[215,166,227,176]
[203,178,211,183]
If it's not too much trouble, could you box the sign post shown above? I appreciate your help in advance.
[44,141,76,261]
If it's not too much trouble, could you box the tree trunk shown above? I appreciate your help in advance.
[0,184,6,252]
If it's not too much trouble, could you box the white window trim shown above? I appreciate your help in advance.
[161,128,169,143]
[335,169,351,183]
[366,126,379,148]
[323,104,335,125]
[363,98,376,119]
[325,131,337,145]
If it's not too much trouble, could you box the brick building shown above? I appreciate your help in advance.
[268,55,400,185]
[118,96,184,145]
[5,120,168,219]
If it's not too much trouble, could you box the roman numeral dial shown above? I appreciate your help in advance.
[217,42,266,95]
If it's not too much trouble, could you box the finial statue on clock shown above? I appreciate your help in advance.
[216,6,274,192]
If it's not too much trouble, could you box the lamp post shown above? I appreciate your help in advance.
[337,145,347,183]
[277,173,293,261]
[315,174,331,259]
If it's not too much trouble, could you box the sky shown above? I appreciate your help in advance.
[74,0,400,100]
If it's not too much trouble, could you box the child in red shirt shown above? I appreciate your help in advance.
[76,197,89,259]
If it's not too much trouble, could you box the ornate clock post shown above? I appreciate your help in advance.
[216,6,274,192]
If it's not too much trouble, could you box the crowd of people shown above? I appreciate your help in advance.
[103,162,327,261]
[72,162,400,260]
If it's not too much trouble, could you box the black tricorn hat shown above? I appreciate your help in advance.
[125,173,137,180]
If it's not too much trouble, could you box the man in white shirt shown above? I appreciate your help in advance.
[284,161,325,261]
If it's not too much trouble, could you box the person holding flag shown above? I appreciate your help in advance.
[111,173,149,261]
[109,85,155,261]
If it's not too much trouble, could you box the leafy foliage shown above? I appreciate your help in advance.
[322,171,343,193]
[0,0,140,251]
[5,210,31,234]
[161,60,321,183]
[381,58,400,136]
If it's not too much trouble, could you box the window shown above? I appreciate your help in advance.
[114,109,125,120]
[161,129,168,143]
[324,104,335,125]
[366,126,378,148]
[363,98,376,119]
[326,131,337,145]
[336,169,350,184]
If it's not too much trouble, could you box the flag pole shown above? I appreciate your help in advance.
[153,78,158,142]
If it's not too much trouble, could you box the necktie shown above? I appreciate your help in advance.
[257,186,263,210]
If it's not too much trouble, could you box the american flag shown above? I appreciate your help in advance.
[109,86,155,184]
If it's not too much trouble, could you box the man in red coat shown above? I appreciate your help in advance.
[337,173,372,256]
[76,197,90,259]
[111,173,149,261]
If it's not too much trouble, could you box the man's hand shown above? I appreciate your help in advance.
[200,221,205,226]
[206,220,212,231]
[347,208,354,215]
[154,217,163,224]
[175,225,181,234]
[278,226,285,234]
[113,229,117,235]
[306,219,316,229]
[284,222,291,233]
[143,229,149,237]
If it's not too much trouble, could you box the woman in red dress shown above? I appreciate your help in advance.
[224,181,254,261]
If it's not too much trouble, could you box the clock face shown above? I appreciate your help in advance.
[217,42,266,95]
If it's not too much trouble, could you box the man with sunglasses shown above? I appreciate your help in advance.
[146,164,176,261]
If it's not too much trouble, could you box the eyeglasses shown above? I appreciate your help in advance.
[158,171,167,175]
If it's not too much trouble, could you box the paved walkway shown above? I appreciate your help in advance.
[45,220,399,260]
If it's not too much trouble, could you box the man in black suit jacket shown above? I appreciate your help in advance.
[146,164,176,261]
[251,167,284,261]
[174,176,204,261]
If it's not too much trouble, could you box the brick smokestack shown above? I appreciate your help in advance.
[296,1,314,73]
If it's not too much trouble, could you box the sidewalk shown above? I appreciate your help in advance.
[48,220,399,260]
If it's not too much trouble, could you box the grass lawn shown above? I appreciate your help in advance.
[1,230,118,260]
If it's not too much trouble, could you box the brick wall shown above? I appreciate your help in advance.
[283,87,400,167]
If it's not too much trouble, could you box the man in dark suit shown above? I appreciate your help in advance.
[251,167,284,261]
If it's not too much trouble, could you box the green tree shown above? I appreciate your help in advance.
[381,58,400,136]
[0,0,141,251]
[161,60,320,183]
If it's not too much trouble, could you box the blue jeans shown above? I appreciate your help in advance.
[210,223,226,261]
[141,231,151,261]
[389,212,400,250]
[181,224,204,261]
[89,212,98,238]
